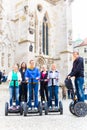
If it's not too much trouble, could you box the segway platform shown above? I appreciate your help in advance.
[5,102,23,116]
[5,80,23,116]
[48,100,63,115]
[65,78,87,117]
[23,101,42,116]
[48,78,63,115]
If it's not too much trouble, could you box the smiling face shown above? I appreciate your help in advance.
[41,65,47,71]
[21,62,27,69]
[29,60,35,68]
[13,64,19,72]
[51,64,56,71]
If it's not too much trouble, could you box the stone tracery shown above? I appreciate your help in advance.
[0,0,73,83]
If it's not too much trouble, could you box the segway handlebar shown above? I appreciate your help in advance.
[48,78,58,80]
[25,78,40,84]
[40,79,48,82]
[8,80,21,87]
[48,78,58,86]
[21,80,28,84]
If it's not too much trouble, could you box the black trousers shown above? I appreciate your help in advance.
[40,82,48,102]
[19,83,27,102]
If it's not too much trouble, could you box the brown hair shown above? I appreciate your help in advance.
[29,60,34,63]
[20,62,27,70]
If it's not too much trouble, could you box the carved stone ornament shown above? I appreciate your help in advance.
[37,4,42,12]
[28,28,34,34]
[24,5,28,14]
[29,44,33,52]
[29,12,34,18]
[45,0,60,5]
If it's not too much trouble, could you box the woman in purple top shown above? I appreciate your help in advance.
[40,65,48,102]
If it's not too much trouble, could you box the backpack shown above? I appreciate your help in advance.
[64,78,73,90]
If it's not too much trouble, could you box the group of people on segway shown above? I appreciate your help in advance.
[5,59,63,116]
[5,50,87,117]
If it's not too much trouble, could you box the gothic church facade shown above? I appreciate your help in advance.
[0,0,73,83]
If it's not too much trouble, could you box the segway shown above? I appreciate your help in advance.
[48,78,63,115]
[65,78,87,117]
[5,80,23,116]
[23,78,42,116]
[40,79,48,115]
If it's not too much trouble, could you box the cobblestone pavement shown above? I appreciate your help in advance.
[0,83,87,130]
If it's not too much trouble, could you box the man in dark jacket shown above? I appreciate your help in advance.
[68,51,84,101]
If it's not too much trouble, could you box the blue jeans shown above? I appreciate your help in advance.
[48,85,59,107]
[67,89,74,99]
[9,87,19,106]
[85,95,87,100]
[74,77,84,102]
[28,83,38,108]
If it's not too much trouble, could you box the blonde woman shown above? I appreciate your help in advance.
[8,64,22,109]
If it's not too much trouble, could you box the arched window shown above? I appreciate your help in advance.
[29,43,33,52]
[42,13,49,55]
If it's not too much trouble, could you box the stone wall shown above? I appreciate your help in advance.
[0,0,73,84]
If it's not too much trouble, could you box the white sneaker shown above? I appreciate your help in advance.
[34,107,38,110]
[55,106,58,109]
[49,106,52,109]
[9,106,13,109]
[28,107,31,111]
[42,101,45,104]
[16,105,20,109]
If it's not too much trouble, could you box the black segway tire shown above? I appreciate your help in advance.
[59,101,63,115]
[5,102,8,116]
[45,102,48,115]
[20,105,23,115]
[74,102,87,117]
[38,102,42,116]
[69,101,76,115]
[24,103,27,116]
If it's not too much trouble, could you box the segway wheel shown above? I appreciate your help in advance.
[20,102,24,109]
[20,105,23,115]
[5,102,8,116]
[24,103,27,116]
[69,101,76,115]
[38,102,42,116]
[45,102,48,115]
[59,101,63,115]
[74,102,87,117]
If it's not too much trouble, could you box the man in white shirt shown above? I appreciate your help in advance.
[48,64,60,108]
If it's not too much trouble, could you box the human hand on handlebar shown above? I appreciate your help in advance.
[36,77,39,80]
[56,77,58,81]
[44,79,48,81]
[67,76,71,79]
